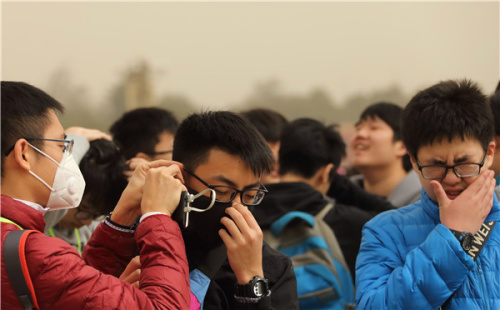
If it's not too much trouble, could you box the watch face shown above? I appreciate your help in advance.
[253,281,265,297]
[462,233,473,251]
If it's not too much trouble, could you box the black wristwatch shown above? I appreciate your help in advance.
[235,276,270,299]
[449,229,474,251]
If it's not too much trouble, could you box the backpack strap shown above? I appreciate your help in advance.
[316,202,333,220]
[314,202,350,272]
[269,202,333,236]
[4,229,42,310]
[270,211,314,236]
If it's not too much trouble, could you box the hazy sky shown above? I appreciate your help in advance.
[2,1,499,109]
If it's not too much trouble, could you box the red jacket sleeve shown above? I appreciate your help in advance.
[83,221,137,277]
[24,214,190,309]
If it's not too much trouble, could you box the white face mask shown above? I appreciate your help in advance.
[27,143,86,210]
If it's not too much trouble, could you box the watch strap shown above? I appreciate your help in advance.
[449,221,497,261]
[449,229,473,251]
[235,276,269,299]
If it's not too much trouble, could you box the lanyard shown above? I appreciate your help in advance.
[48,227,82,255]
[0,217,23,230]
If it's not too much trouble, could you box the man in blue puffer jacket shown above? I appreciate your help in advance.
[356,79,500,310]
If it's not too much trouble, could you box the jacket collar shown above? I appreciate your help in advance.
[1,195,46,231]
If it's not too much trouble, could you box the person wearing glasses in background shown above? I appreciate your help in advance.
[44,139,128,255]
[356,80,500,309]
[110,107,179,179]
[168,111,298,309]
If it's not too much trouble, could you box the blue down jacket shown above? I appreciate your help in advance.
[356,189,500,309]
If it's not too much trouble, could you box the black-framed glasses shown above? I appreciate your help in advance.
[4,138,74,156]
[416,152,487,180]
[74,207,105,221]
[184,169,268,206]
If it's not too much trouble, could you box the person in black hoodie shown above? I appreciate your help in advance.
[253,118,394,279]
[172,111,298,310]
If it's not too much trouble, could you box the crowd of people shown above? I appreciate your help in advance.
[1,78,500,309]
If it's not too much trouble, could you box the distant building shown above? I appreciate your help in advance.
[123,61,155,111]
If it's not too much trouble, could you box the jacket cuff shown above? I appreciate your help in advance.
[103,213,137,234]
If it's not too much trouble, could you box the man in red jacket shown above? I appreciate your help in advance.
[1,81,190,309]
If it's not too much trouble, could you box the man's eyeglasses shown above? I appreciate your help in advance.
[74,207,105,221]
[184,169,268,206]
[4,138,74,156]
[416,152,487,180]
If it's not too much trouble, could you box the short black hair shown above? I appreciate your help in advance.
[489,81,500,137]
[110,107,178,159]
[279,118,346,179]
[401,79,494,158]
[357,102,412,171]
[358,102,403,141]
[241,108,289,143]
[172,111,274,177]
[79,139,128,215]
[1,81,64,176]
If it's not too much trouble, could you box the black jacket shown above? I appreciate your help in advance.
[253,181,393,279]
[185,235,298,310]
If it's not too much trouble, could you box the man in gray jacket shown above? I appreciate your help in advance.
[350,102,421,207]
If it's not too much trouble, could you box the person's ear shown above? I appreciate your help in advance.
[13,139,32,172]
[409,155,419,173]
[485,140,496,169]
[320,163,335,184]
[494,136,500,150]
[394,140,408,157]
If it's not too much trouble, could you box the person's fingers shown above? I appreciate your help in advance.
[479,170,495,204]
[220,216,243,241]
[233,203,261,231]
[142,166,186,215]
[146,160,183,169]
[219,228,233,247]
[431,180,450,208]
[65,127,112,141]
[479,171,496,215]
[124,269,141,284]
[92,131,112,141]
[225,206,250,236]
[142,160,185,182]
[124,170,134,179]
[119,256,141,283]
[121,257,140,276]
[128,158,148,170]
[466,169,490,196]
[149,165,185,184]
[475,170,493,196]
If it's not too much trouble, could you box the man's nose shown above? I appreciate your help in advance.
[442,167,461,184]
[232,193,242,204]
[354,127,368,139]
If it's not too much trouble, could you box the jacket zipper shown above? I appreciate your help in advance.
[477,257,490,310]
